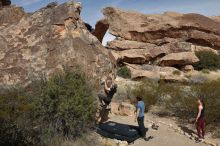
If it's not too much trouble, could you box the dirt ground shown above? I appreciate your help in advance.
[108,113,220,146]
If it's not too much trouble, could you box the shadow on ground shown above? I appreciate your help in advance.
[97,121,148,143]
[179,125,197,136]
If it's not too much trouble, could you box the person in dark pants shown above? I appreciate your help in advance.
[195,97,205,143]
[98,76,117,107]
[134,96,153,141]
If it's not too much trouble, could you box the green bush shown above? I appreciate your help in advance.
[201,69,210,74]
[117,66,131,79]
[172,70,181,76]
[0,89,38,146]
[0,69,96,146]
[194,51,220,70]
[132,79,158,111]
[191,79,220,125]
[36,69,96,144]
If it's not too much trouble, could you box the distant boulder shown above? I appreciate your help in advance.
[158,52,199,67]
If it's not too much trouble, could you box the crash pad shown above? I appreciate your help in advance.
[97,121,147,143]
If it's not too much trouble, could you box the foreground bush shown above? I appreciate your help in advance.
[0,89,37,146]
[194,51,220,70]
[0,69,96,146]
[36,69,96,144]
[117,66,131,79]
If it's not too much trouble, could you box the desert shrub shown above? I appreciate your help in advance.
[191,79,220,126]
[201,69,210,74]
[189,75,207,83]
[172,70,181,76]
[117,66,131,79]
[194,51,220,70]
[132,79,158,111]
[0,89,38,146]
[163,85,197,119]
[0,69,96,146]
[36,69,96,144]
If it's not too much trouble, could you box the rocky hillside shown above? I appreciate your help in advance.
[0,1,112,89]
[98,7,220,82]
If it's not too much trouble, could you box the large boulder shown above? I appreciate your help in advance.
[0,3,112,88]
[158,52,199,67]
[103,7,220,50]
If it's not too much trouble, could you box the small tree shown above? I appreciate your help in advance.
[132,79,158,111]
[117,66,131,79]
[194,51,220,70]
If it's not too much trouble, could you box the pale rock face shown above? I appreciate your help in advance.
[158,52,199,67]
[0,3,112,88]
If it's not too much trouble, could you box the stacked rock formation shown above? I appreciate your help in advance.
[98,7,220,82]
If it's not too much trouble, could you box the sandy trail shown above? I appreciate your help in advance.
[109,114,208,146]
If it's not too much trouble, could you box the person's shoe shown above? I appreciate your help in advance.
[195,138,203,143]
[152,123,159,130]
[143,137,149,141]
[143,136,153,141]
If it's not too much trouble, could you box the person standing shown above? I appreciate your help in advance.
[195,97,205,142]
[135,96,152,141]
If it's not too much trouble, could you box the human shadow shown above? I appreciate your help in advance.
[97,121,148,143]
[178,125,197,136]
[98,105,111,123]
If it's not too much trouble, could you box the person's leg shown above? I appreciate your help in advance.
[196,118,202,139]
[137,117,146,137]
[201,118,205,138]
[98,93,108,105]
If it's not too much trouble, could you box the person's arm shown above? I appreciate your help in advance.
[104,81,111,93]
[134,106,140,122]
[196,105,202,123]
